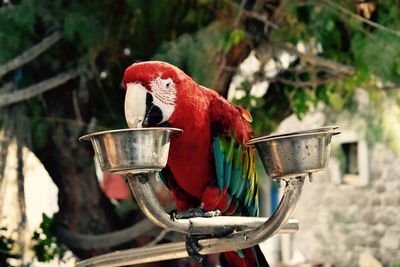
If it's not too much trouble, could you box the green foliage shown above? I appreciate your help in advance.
[263,0,400,135]
[275,1,400,84]
[0,0,216,148]
[115,199,136,219]
[223,29,245,53]
[153,22,229,88]
[119,0,215,60]
[3,0,398,137]
[63,10,104,51]
[351,30,400,83]
[0,3,33,62]
[0,226,19,267]
[32,214,67,262]
[286,87,317,119]
[232,80,279,135]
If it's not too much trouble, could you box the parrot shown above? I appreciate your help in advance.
[123,61,269,267]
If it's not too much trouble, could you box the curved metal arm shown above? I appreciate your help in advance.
[199,176,304,252]
[76,175,304,267]
[128,173,299,235]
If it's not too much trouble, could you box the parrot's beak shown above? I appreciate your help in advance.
[124,83,164,128]
[125,83,147,128]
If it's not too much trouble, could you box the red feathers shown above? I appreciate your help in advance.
[123,61,267,267]
[123,61,188,91]
[122,60,255,212]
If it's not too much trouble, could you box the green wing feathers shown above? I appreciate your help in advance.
[213,135,259,217]
[210,93,259,216]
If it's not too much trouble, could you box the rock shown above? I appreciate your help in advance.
[354,89,370,112]
[344,235,357,248]
[372,223,385,237]
[376,211,396,226]
[375,223,385,233]
[361,210,376,224]
[358,251,383,267]
[375,185,385,193]
[370,197,381,206]
[380,231,400,249]
[364,235,379,247]
[382,195,398,206]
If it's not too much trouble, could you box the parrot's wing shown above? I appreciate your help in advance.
[213,136,259,216]
[210,94,259,217]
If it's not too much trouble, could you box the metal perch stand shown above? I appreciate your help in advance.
[77,127,339,267]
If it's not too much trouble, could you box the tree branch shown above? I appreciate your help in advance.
[322,0,400,37]
[268,40,355,75]
[0,71,78,108]
[221,0,278,28]
[270,75,344,88]
[233,0,247,27]
[0,82,14,93]
[144,229,171,247]
[0,32,62,77]
[55,217,157,249]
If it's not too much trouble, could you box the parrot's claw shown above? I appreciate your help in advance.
[170,208,221,220]
[185,235,204,263]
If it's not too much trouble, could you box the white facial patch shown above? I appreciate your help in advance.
[150,77,176,123]
[124,82,147,128]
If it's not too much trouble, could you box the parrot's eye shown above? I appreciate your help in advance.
[160,78,174,90]
[150,77,175,96]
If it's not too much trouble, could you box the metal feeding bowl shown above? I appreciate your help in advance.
[79,128,182,174]
[248,127,340,178]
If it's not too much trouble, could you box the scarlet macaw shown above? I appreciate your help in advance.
[123,61,268,267]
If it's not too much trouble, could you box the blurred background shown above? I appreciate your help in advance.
[0,0,399,266]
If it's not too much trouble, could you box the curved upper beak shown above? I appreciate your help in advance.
[124,83,147,128]
[124,83,164,128]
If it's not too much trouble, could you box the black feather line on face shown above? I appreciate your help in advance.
[144,93,163,126]
[145,92,153,111]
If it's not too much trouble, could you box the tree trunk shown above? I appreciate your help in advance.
[32,85,120,258]
[214,40,252,97]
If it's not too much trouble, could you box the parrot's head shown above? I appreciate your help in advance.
[123,61,194,128]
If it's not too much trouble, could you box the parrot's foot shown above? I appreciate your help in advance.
[170,208,221,220]
[185,230,233,263]
[186,235,204,263]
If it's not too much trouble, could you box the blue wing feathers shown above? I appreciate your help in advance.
[230,146,243,197]
[213,135,259,217]
[213,138,225,190]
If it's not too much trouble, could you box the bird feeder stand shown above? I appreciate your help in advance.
[77,127,339,266]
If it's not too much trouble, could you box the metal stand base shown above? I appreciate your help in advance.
[76,174,304,267]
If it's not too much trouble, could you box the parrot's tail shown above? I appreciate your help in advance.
[221,245,269,267]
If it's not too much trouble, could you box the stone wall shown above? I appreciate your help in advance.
[292,142,400,266]
[274,90,400,266]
